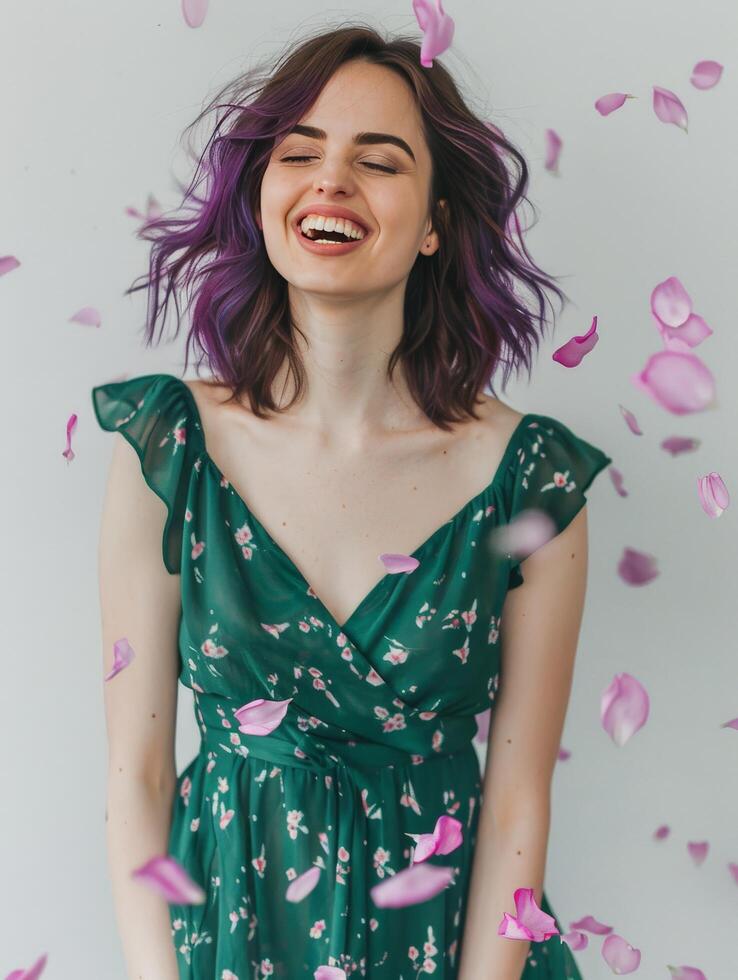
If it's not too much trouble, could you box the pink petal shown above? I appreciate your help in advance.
[474,707,490,744]
[721,718,738,731]
[234,697,292,735]
[497,912,536,940]
[630,349,716,414]
[314,968,347,980]
[690,60,723,91]
[499,888,559,942]
[552,315,601,367]
[570,914,613,934]
[104,637,136,681]
[380,553,421,574]
[411,0,455,68]
[652,310,713,350]
[601,673,650,746]
[0,255,21,277]
[557,746,571,761]
[651,276,692,327]
[561,929,589,949]
[687,841,708,866]
[594,92,636,116]
[618,547,659,586]
[727,863,738,885]
[661,435,701,456]
[68,306,101,327]
[132,854,206,904]
[370,861,455,908]
[4,954,48,980]
[433,815,463,855]
[490,509,557,562]
[544,129,563,173]
[697,472,730,517]
[667,969,707,980]
[619,405,643,435]
[652,85,689,132]
[602,933,641,974]
[182,0,209,28]
[62,413,78,463]
[653,824,670,840]
[286,865,321,902]
[609,466,628,497]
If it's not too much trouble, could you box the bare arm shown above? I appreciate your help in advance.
[457,507,590,980]
[97,433,183,979]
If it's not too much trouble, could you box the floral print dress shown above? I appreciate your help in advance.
[91,373,612,980]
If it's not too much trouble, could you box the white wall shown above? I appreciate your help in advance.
[2,0,735,976]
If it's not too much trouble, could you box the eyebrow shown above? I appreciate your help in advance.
[287,124,416,163]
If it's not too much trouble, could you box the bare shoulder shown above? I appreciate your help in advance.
[469,392,527,447]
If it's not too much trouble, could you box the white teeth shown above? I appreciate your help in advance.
[298,214,366,239]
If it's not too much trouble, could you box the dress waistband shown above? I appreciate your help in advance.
[194,693,477,774]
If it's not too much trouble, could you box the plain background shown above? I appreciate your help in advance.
[2,0,736,976]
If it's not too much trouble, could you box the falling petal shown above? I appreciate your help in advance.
[687,841,708,866]
[380,553,421,574]
[68,306,101,327]
[561,930,588,949]
[653,85,689,132]
[619,405,642,436]
[690,60,723,91]
[652,310,713,349]
[314,968,347,980]
[62,413,78,463]
[727,864,738,885]
[0,255,21,277]
[234,697,292,735]
[411,0,455,68]
[497,888,559,942]
[104,637,135,681]
[601,673,650,747]
[651,276,692,328]
[4,954,48,980]
[557,746,571,761]
[552,315,601,367]
[609,467,628,497]
[721,717,738,731]
[489,509,557,563]
[661,435,701,456]
[474,707,490,744]
[132,855,206,904]
[370,861,454,908]
[697,472,730,517]
[570,914,613,934]
[182,0,209,28]
[630,349,716,414]
[618,547,659,585]
[601,934,641,974]
[286,865,321,902]
[410,815,463,863]
[653,824,670,840]
[594,92,636,116]
[667,969,707,980]
[544,129,563,173]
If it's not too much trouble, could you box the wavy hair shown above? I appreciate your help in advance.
[128,22,569,430]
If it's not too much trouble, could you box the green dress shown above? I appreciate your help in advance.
[91,372,612,980]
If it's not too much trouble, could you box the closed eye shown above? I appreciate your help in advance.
[282,156,397,174]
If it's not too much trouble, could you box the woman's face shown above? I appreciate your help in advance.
[258,59,443,300]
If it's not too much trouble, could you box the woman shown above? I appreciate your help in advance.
[92,24,611,980]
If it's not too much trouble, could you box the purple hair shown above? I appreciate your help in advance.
[128,23,569,430]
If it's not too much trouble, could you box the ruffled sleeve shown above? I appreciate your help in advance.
[90,373,204,575]
[506,414,613,590]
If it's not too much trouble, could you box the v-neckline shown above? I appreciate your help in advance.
[172,374,532,634]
